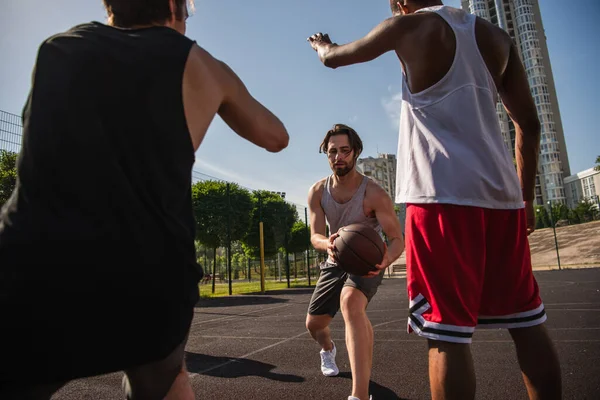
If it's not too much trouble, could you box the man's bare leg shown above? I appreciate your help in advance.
[428,340,476,400]
[509,324,562,400]
[340,287,373,400]
[306,313,334,351]
[165,365,195,400]
[124,339,193,400]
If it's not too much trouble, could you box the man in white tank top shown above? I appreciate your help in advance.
[307,1,561,399]
[306,124,405,400]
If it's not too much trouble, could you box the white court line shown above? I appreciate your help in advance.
[188,330,310,378]
[192,304,291,326]
[188,319,403,379]
[189,335,600,345]
[351,327,600,333]
[365,308,407,313]
[372,319,404,328]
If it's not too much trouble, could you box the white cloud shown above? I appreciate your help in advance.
[349,115,358,123]
[381,90,403,130]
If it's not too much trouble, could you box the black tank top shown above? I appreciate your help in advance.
[0,22,202,382]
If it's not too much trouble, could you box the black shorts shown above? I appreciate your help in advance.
[0,336,188,400]
[308,262,384,317]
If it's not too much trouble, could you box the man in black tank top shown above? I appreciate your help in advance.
[0,1,289,399]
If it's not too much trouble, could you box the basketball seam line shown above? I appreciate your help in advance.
[338,235,378,272]
[341,227,385,258]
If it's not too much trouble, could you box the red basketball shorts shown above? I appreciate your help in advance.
[405,203,546,343]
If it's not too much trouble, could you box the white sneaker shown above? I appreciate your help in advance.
[348,397,372,400]
[320,340,339,376]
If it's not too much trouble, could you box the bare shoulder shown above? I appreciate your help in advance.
[186,44,224,78]
[474,16,512,55]
[474,15,512,41]
[310,178,327,194]
[308,178,327,202]
[365,178,390,202]
[474,16,513,83]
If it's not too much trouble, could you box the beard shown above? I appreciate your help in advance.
[333,160,354,177]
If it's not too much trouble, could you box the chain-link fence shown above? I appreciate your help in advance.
[189,176,323,297]
[3,109,597,294]
[0,110,23,153]
[0,109,323,297]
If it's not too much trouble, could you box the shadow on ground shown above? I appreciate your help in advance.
[247,287,316,296]
[196,295,289,308]
[185,352,305,383]
[337,372,408,400]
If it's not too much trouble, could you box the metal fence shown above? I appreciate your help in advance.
[0,109,322,297]
[4,109,596,293]
[0,110,23,153]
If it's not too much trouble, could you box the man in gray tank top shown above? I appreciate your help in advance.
[306,124,405,400]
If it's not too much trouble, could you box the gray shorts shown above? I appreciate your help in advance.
[308,261,384,317]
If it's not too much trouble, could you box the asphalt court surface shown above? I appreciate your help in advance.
[52,268,600,399]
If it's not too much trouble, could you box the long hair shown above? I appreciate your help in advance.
[319,124,363,160]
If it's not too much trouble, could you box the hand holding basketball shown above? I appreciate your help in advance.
[327,232,339,261]
[333,224,386,277]
[366,242,389,278]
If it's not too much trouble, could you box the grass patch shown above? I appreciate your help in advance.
[199,280,314,298]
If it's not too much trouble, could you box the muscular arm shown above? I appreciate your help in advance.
[315,17,403,69]
[189,45,289,153]
[498,43,541,201]
[308,181,329,252]
[368,183,405,269]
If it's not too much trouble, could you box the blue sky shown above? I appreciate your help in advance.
[0,0,598,206]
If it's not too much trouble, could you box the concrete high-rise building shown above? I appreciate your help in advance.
[461,0,570,205]
[564,168,600,210]
[357,153,397,201]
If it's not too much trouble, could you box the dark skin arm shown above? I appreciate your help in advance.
[364,183,405,278]
[498,42,541,235]
[307,17,405,69]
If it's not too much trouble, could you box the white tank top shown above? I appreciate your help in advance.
[394,5,523,209]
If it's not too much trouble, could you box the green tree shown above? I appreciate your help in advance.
[568,208,581,225]
[573,200,597,223]
[192,181,252,290]
[534,205,550,229]
[551,202,569,224]
[0,150,18,208]
[286,221,309,254]
[595,155,600,172]
[285,221,310,281]
[243,191,299,258]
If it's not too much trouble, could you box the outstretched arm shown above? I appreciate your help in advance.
[307,17,403,69]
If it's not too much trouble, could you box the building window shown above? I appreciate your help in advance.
[583,177,596,199]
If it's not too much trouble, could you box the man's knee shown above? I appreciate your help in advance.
[340,288,368,318]
[306,313,331,333]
